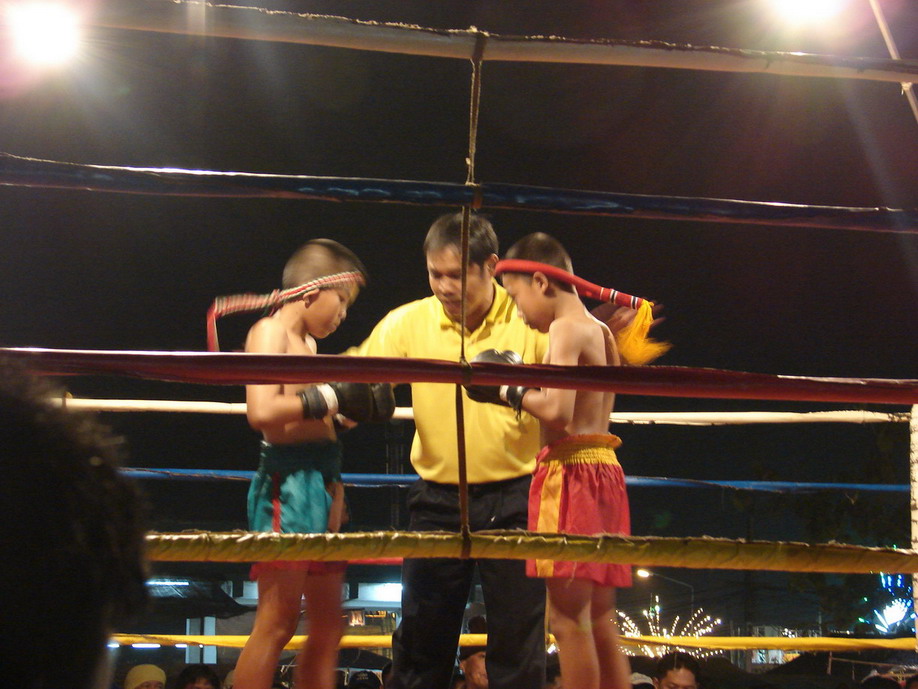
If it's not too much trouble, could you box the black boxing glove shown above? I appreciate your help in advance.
[298,382,374,423]
[299,382,396,424]
[367,382,396,423]
[464,349,536,414]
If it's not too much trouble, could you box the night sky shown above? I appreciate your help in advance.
[1,0,917,632]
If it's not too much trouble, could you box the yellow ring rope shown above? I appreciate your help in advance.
[147,530,918,574]
[110,633,918,652]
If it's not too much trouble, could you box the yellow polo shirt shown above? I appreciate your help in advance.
[348,283,548,484]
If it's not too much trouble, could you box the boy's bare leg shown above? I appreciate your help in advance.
[590,586,631,689]
[294,570,346,689]
[235,569,308,689]
[547,578,600,689]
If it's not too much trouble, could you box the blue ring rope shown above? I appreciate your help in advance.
[2,153,915,233]
[123,468,908,494]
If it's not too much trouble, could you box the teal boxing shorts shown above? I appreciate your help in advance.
[247,440,346,578]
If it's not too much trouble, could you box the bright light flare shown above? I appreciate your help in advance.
[618,595,722,658]
[769,0,846,23]
[6,2,82,67]
[874,600,911,634]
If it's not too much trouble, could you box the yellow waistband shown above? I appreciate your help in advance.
[539,434,621,466]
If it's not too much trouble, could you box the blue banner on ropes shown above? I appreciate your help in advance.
[1,153,915,233]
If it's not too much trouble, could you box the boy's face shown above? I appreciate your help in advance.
[303,285,355,338]
[502,273,550,333]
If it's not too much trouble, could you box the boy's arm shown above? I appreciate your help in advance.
[246,319,395,428]
[463,322,582,430]
[518,320,581,430]
[244,318,314,431]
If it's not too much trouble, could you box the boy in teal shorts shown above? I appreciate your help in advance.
[215,239,393,689]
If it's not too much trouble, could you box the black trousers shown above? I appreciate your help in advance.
[389,476,547,689]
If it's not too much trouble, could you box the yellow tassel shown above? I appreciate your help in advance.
[614,301,671,366]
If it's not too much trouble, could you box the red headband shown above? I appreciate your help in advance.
[206,271,365,351]
[494,259,646,310]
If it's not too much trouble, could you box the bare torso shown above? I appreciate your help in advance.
[245,315,336,445]
[540,310,618,446]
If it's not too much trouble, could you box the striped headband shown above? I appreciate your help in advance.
[494,259,647,310]
[206,271,365,351]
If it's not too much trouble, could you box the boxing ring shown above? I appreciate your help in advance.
[4,351,917,655]
[3,0,918,657]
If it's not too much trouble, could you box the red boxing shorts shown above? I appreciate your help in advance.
[527,434,632,587]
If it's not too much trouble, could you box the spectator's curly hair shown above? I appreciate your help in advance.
[0,357,149,688]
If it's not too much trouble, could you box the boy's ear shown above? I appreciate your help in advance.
[532,271,550,293]
[483,254,499,276]
[301,290,319,307]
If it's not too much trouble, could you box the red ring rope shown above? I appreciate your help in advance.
[4,348,917,405]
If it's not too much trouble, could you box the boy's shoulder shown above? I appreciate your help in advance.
[548,312,601,338]
[548,313,612,355]
[248,315,286,337]
[246,316,312,354]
